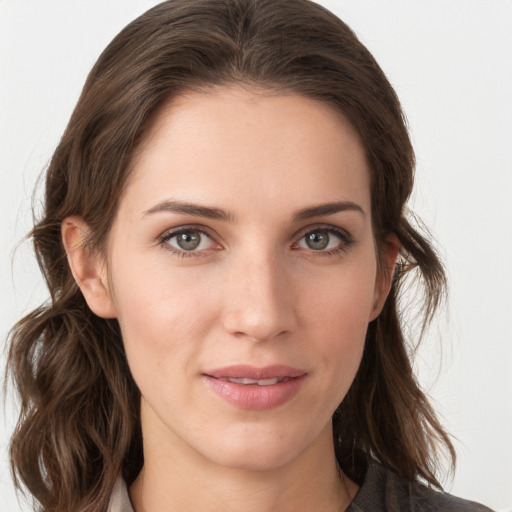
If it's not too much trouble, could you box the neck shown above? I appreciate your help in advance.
[129,413,356,512]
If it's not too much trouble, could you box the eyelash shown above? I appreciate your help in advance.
[294,224,355,256]
[158,226,218,258]
[158,224,354,258]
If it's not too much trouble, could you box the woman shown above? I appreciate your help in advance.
[6,1,493,511]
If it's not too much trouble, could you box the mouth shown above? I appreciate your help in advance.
[205,364,306,380]
[219,376,291,386]
[203,365,307,410]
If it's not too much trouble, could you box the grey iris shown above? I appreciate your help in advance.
[177,231,201,250]
[306,231,329,250]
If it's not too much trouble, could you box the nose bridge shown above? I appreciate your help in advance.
[222,248,295,341]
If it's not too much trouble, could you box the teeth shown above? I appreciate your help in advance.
[225,377,285,386]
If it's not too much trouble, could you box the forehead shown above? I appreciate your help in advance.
[122,86,371,220]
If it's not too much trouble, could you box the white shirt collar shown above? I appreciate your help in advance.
[108,476,135,512]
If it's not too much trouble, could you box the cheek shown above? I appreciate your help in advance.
[304,259,377,334]
[300,258,376,380]
[108,252,219,382]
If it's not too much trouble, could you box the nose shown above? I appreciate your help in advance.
[221,252,297,343]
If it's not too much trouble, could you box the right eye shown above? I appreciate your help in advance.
[161,228,217,254]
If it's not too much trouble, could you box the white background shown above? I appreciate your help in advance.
[1,1,511,511]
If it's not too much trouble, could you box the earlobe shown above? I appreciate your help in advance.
[369,233,400,321]
[61,216,117,318]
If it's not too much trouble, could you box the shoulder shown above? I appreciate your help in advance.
[347,461,494,512]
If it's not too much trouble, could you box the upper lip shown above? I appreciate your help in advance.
[205,365,306,380]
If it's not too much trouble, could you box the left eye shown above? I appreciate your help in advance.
[164,229,214,252]
[297,229,345,251]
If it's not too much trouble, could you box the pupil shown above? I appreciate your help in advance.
[177,231,200,250]
[306,231,329,250]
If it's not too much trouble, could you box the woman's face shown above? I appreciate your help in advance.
[103,87,392,470]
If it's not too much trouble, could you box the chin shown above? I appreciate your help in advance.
[196,426,313,472]
[210,448,299,472]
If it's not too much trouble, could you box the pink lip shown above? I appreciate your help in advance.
[203,365,307,410]
[206,365,306,380]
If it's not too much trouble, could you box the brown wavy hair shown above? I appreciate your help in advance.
[6,0,455,510]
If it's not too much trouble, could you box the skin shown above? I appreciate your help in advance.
[63,87,397,512]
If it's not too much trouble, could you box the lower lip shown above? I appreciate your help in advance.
[203,375,307,410]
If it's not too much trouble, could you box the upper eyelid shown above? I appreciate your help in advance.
[159,224,219,242]
[293,223,353,242]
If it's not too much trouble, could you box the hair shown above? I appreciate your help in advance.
[6,1,455,510]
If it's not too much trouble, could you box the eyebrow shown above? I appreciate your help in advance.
[143,200,233,221]
[293,201,366,221]
[142,199,365,222]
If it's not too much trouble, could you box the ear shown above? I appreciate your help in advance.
[61,216,117,318]
[369,233,400,321]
